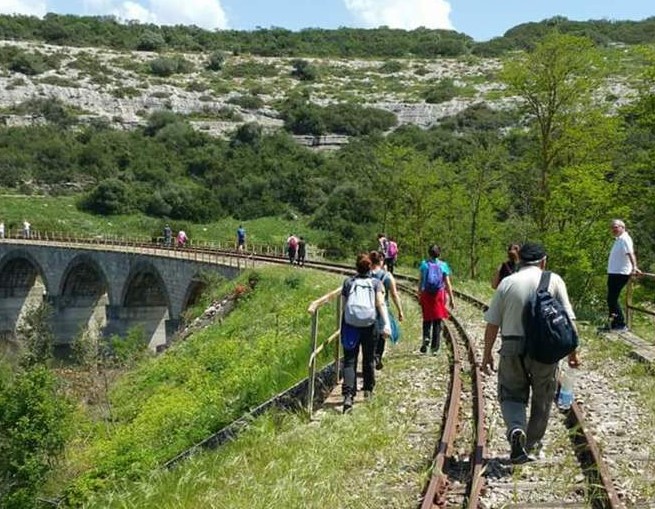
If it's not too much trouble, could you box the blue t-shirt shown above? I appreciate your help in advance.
[237,227,245,243]
[419,259,451,291]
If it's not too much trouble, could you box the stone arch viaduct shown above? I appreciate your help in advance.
[0,240,243,351]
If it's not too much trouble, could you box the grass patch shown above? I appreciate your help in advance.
[44,266,344,503]
[0,195,330,249]
[80,294,440,508]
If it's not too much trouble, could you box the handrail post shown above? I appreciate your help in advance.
[626,276,634,329]
[307,310,319,416]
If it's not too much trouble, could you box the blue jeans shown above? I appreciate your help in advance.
[342,324,376,397]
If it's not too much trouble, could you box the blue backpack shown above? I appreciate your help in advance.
[424,261,444,293]
[524,271,578,364]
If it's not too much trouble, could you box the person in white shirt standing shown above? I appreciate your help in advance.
[605,219,641,331]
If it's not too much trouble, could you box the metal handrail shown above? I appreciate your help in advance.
[306,287,342,417]
[626,272,655,328]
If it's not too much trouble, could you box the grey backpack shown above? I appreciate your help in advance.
[344,277,377,327]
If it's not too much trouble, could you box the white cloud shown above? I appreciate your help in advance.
[343,0,453,30]
[0,0,47,17]
[83,0,228,29]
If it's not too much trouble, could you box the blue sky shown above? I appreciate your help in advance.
[0,0,652,41]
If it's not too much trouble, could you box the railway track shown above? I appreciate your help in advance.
[4,236,646,506]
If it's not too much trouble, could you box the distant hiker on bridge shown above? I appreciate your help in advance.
[163,224,172,247]
[236,225,246,252]
[286,233,298,265]
[296,236,306,266]
[0,221,4,239]
[176,230,187,248]
[22,219,30,239]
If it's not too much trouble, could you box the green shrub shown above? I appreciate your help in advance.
[206,51,225,71]
[224,61,279,78]
[149,56,194,77]
[379,60,404,73]
[9,52,47,75]
[226,94,264,110]
[78,178,134,215]
[10,97,76,128]
[136,30,166,51]
[290,59,318,81]
[423,78,458,104]
[186,80,208,92]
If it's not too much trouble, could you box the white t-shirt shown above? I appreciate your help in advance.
[484,266,575,337]
[607,231,634,275]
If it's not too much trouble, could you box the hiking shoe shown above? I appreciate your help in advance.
[509,428,533,464]
[419,340,429,354]
[527,441,545,460]
[611,325,629,332]
[343,395,353,414]
[374,356,384,370]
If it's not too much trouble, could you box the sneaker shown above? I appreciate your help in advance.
[527,441,545,460]
[509,428,533,464]
[419,341,428,354]
[374,356,384,370]
[431,342,440,355]
[343,395,353,414]
[611,325,629,332]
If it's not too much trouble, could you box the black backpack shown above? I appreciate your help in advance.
[524,271,578,364]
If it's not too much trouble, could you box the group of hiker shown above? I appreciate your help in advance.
[234,226,307,266]
[286,233,307,266]
[162,224,187,247]
[340,218,641,464]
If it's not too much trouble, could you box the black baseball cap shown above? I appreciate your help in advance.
[519,242,547,262]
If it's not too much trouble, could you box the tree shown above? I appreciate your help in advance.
[290,58,318,81]
[500,33,609,233]
[0,366,71,508]
[451,137,510,279]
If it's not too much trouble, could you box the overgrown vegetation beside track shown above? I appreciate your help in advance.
[39,267,343,504]
[77,294,443,509]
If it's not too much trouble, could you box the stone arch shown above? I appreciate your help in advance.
[59,254,110,307]
[119,261,171,351]
[122,262,170,311]
[0,250,48,297]
[54,255,111,346]
[0,250,48,343]
[181,273,207,314]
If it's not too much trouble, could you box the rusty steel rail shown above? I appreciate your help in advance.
[450,313,486,509]
[420,322,464,508]
[566,402,624,509]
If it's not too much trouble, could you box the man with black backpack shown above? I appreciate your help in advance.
[481,243,580,464]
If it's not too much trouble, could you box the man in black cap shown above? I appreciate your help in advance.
[482,242,580,463]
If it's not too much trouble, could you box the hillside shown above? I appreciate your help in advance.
[0,37,640,140]
[0,21,653,295]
